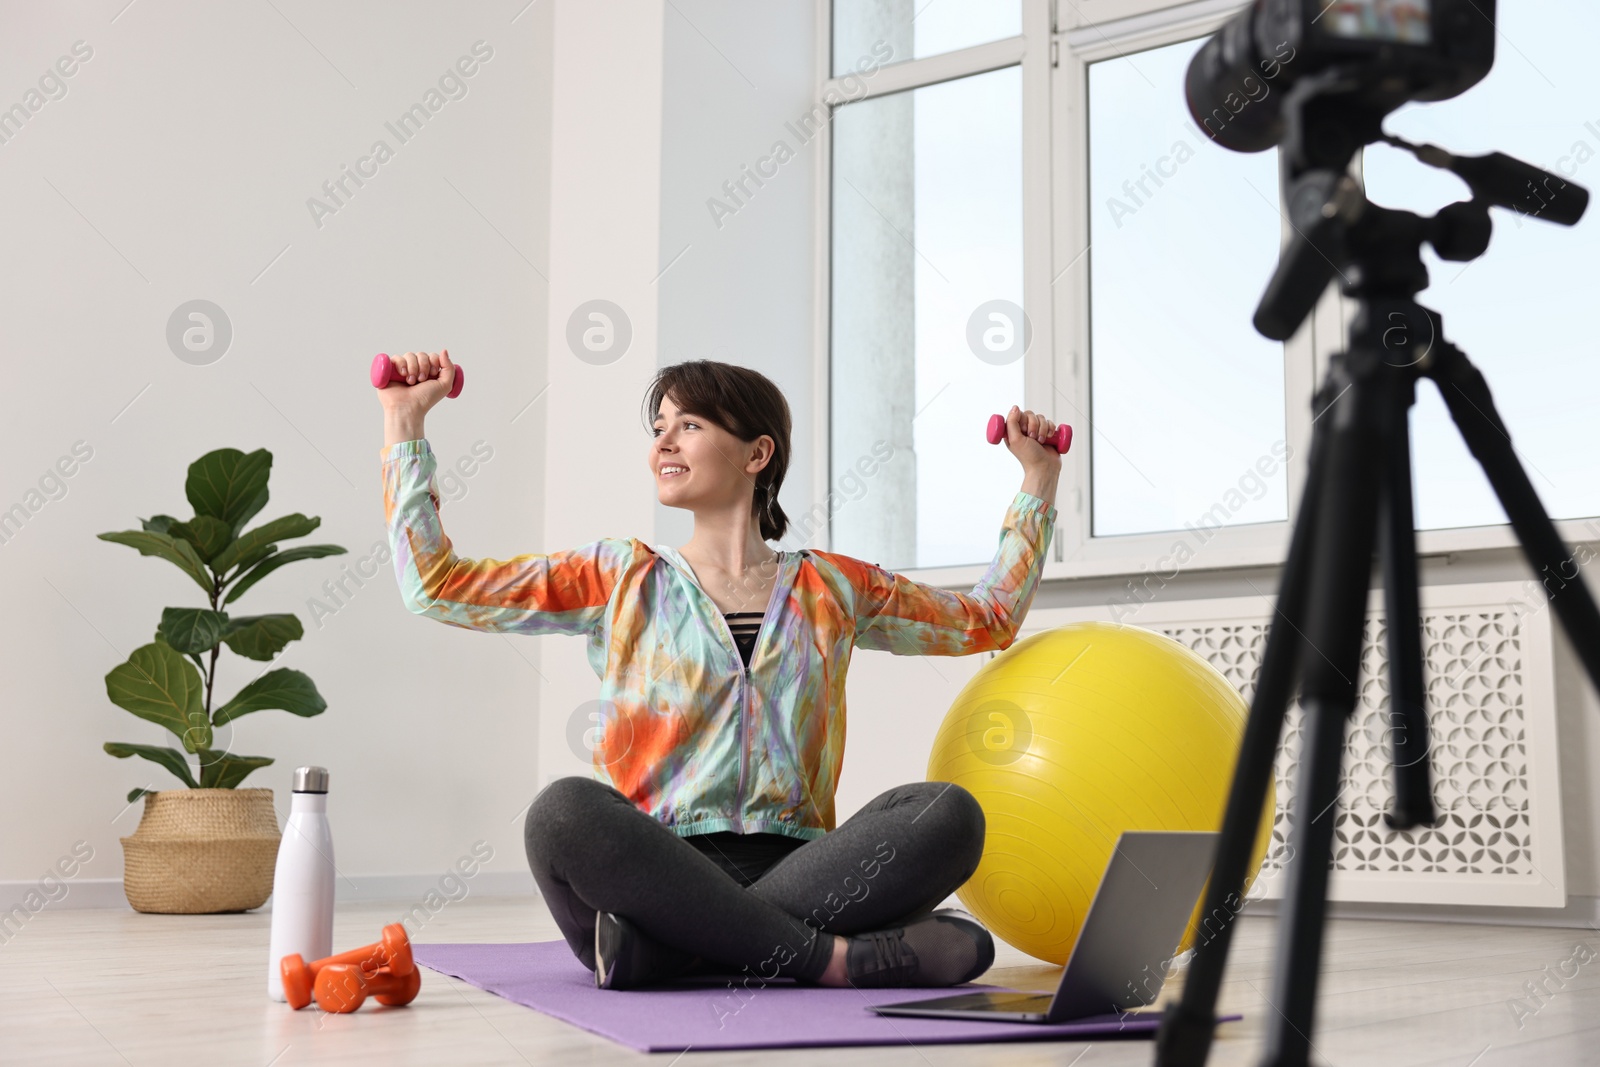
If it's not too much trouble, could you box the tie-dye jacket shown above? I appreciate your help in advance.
[381,438,1057,841]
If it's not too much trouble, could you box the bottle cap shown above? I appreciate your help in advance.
[293,766,329,793]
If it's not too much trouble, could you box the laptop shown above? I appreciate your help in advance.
[870,830,1219,1023]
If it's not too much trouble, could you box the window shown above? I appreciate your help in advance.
[831,1,1021,76]
[1361,0,1600,531]
[828,7,1039,572]
[831,67,1025,571]
[822,0,1598,582]
[1087,35,1288,539]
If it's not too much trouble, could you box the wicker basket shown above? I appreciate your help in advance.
[120,788,281,914]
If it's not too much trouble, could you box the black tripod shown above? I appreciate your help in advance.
[1154,74,1600,1067]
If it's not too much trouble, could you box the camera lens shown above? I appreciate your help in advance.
[1184,6,1285,153]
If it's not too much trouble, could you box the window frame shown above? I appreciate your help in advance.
[812,3,1054,573]
[814,0,1600,590]
[1051,0,1315,579]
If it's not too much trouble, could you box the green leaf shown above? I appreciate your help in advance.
[186,448,272,540]
[104,643,211,752]
[167,515,235,563]
[157,607,231,655]
[227,543,279,579]
[223,545,347,606]
[197,749,274,789]
[104,741,199,789]
[221,613,303,661]
[153,628,207,676]
[141,514,182,536]
[97,530,213,595]
[212,668,326,726]
[208,514,321,576]
[127,787,155,803]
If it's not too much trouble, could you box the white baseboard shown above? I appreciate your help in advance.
[330,870,538,904]
[1240,893,1600,931]
[2,871,538,913]
[10,878,133,911]
[19,878,1595,933]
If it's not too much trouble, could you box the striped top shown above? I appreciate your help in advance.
[725,611,763,667]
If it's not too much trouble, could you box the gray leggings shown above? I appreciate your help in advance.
[523,776,985,983]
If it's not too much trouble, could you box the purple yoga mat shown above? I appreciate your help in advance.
[413,940,1243,1053]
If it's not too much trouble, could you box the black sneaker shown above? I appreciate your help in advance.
[845,908,995,988]
[594,910,701,990]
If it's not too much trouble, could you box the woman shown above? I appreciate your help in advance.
[378,351,1060,992]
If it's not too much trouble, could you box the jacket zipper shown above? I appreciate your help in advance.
[727,556,788,835]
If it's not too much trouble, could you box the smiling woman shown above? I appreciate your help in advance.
[377,351,1062,992]
[642,359,793,547]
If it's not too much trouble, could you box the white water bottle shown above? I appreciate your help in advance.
[266,766,336,1001]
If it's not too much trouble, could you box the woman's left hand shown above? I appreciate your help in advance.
[1001,405,1063,473]
[1001,406,1063,507]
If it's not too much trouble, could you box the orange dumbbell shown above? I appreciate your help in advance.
[314,961,422,1013]
[280,923,415,1010]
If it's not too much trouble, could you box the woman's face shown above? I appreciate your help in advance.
[649,393,771,513]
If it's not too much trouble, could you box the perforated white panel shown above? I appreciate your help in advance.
[1019,582,1565,907]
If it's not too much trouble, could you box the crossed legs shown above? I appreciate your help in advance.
[523,776,985,984]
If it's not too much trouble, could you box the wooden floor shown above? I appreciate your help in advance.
[3,895,1597,1065]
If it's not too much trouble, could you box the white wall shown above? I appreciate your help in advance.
[653,0,820,551]
[1,0,836,904]
[1,0,555,895]
[10,0,1596,930]
[532,0,667,793]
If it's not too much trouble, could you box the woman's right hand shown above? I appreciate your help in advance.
[377,349,457,419]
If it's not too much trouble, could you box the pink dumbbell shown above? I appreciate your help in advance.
[986,413,1071,453]
[371,352,465,399]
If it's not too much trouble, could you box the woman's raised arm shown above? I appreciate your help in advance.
[382,440,632,635]
[377,349,631,636]
[814,489,1056,656]
[815,406,1061,656]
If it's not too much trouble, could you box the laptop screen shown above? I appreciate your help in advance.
[1048,830,1220,1021]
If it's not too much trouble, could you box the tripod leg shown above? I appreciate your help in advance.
[1155,377,1336,1067]
[1431,343,1600,692]
[1262,351,1392,1067]
[1376,377,1436,830]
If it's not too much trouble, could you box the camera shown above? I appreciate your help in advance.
[1160,7,1599,1067]
[1186,0,1497,153]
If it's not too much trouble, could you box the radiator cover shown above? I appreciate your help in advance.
[1017,580,1565,907]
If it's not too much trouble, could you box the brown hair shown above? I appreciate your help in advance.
[642,360,792,542]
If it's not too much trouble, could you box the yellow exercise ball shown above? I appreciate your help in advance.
[926,621,1275,965]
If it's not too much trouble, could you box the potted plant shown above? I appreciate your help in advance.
[97,447,346,914]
